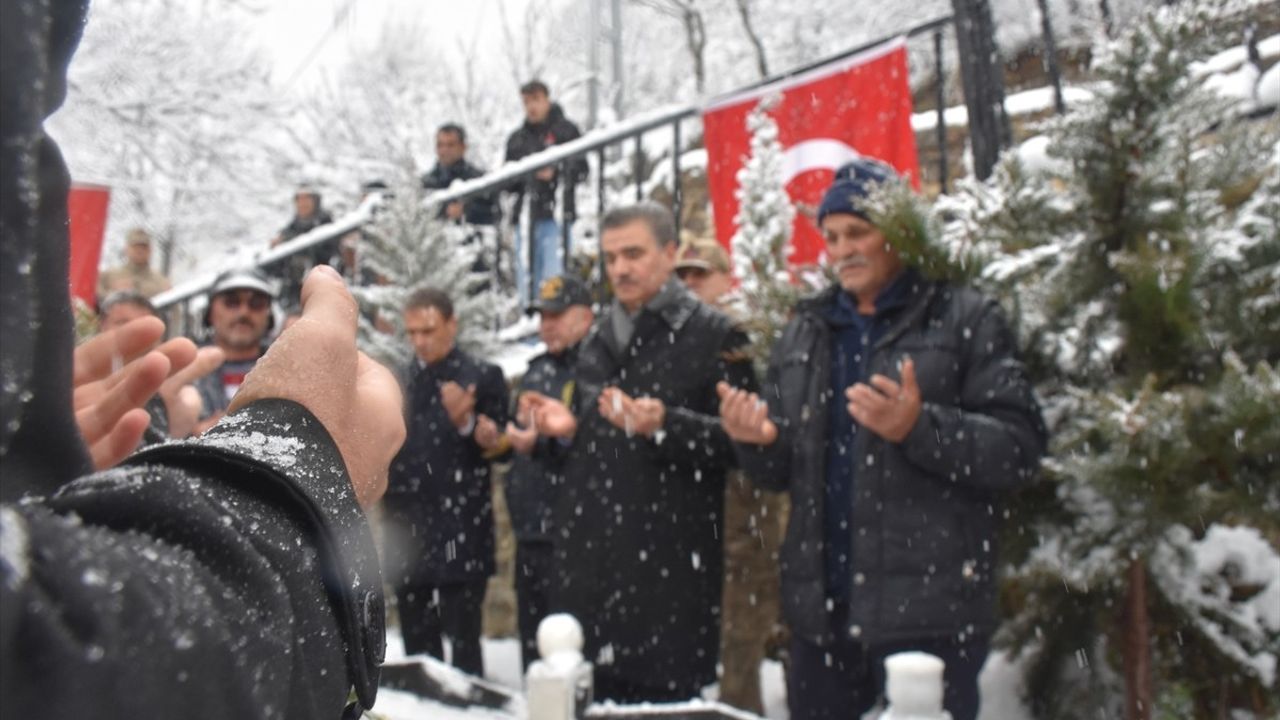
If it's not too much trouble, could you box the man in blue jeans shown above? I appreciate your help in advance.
[504,80,588,305]
[718,158,1047,720]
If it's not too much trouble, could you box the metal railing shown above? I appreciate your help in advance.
[156,14,965,325]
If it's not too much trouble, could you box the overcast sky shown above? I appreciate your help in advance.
[251,0,517,89]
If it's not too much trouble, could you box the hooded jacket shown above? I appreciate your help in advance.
[504,103,588,221]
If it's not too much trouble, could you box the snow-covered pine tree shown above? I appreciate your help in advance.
[729,95,806,365]
[926,3,1280,717]
[351,171,514,370]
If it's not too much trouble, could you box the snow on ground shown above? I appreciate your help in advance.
[1189,33,1280,78]
[374,688,519,720]
[910,85,1097,131]
[378,627,1031,719]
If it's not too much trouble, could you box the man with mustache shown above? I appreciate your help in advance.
[717,158,1047,720]
[193,269,277,429]
[519,203,756,702]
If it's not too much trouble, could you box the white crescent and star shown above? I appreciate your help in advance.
[781,139,862,184]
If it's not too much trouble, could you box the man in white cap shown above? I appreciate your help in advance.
[193,268,277,429]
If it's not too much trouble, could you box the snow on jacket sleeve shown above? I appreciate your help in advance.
[898,295,1048,491]
[0,399,385,720]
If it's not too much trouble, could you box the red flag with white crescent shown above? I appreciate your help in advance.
[702,38,919,266]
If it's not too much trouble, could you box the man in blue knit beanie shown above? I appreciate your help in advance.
[717,157,1047,720]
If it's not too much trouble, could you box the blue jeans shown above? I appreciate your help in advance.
[515,218,566,305]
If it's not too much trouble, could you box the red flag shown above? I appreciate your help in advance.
[67,183,111,306]
[703,38,919,266]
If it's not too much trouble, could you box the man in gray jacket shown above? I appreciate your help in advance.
[718,158,1047,720]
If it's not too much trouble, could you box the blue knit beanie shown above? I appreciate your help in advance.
[817,157,899,224]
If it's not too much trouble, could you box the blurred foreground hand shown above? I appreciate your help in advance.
[231,265,405,509]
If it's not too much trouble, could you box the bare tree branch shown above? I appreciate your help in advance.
[733,0,770,77]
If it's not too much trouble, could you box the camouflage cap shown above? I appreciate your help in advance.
[674,237,731,274]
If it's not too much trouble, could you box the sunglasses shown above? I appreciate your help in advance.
[217,291,271,311]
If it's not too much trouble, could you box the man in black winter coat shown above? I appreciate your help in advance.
[383,288,509,676]
[504,274,595,669]
[266,185,337,312]
[504,80,589,305]
[1,5,404,717]
[522,203,757,703]
[422,123,499,227]
[718,159,1048,720]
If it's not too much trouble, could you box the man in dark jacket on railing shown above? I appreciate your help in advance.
[1,6,402,717]
[504,80,589,304]
[718,159,1047,720]
[267,184,336,312]
[422,123,499,227]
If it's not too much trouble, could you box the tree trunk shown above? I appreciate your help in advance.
[733,0,769,78]
[681,6,706,93]
[1036,0,1066,114]
[950,0,1011,180]
[1122,558,1153,720]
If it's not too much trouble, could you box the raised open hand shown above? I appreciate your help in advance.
[846,356,922,443]
[230,265,405,509]
[716,381,778,446]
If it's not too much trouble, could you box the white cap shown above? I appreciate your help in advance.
[210,269,277,299]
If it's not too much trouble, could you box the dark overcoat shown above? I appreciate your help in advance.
[552,285,756,693]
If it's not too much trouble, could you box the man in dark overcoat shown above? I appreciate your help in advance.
[522,203,756,702]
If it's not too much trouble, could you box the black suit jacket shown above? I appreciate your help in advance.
[385,347,510,585]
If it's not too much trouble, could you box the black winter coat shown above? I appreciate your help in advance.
[551,285,757,692]
[2,402,387,719]
[504,104,588,221]
[507,346,578,543]
[421,159,500,226]
[385,348,509,586]
[2,5,384,716]
[740,280,1047,646]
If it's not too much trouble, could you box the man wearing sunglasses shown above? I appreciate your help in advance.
[194,269,278,429]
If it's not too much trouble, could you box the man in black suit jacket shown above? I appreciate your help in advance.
[384,287,509,676]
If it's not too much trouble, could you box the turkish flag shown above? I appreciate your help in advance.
[67,183,111,306]
[703,38,919,266]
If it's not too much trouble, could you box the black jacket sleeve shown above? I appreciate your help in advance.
[554,119,589,184]
[733,337,796,493]
[898,296,1047,491]
[0,399,385,720]
[476,361,511,458]
[654,326,758,472]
